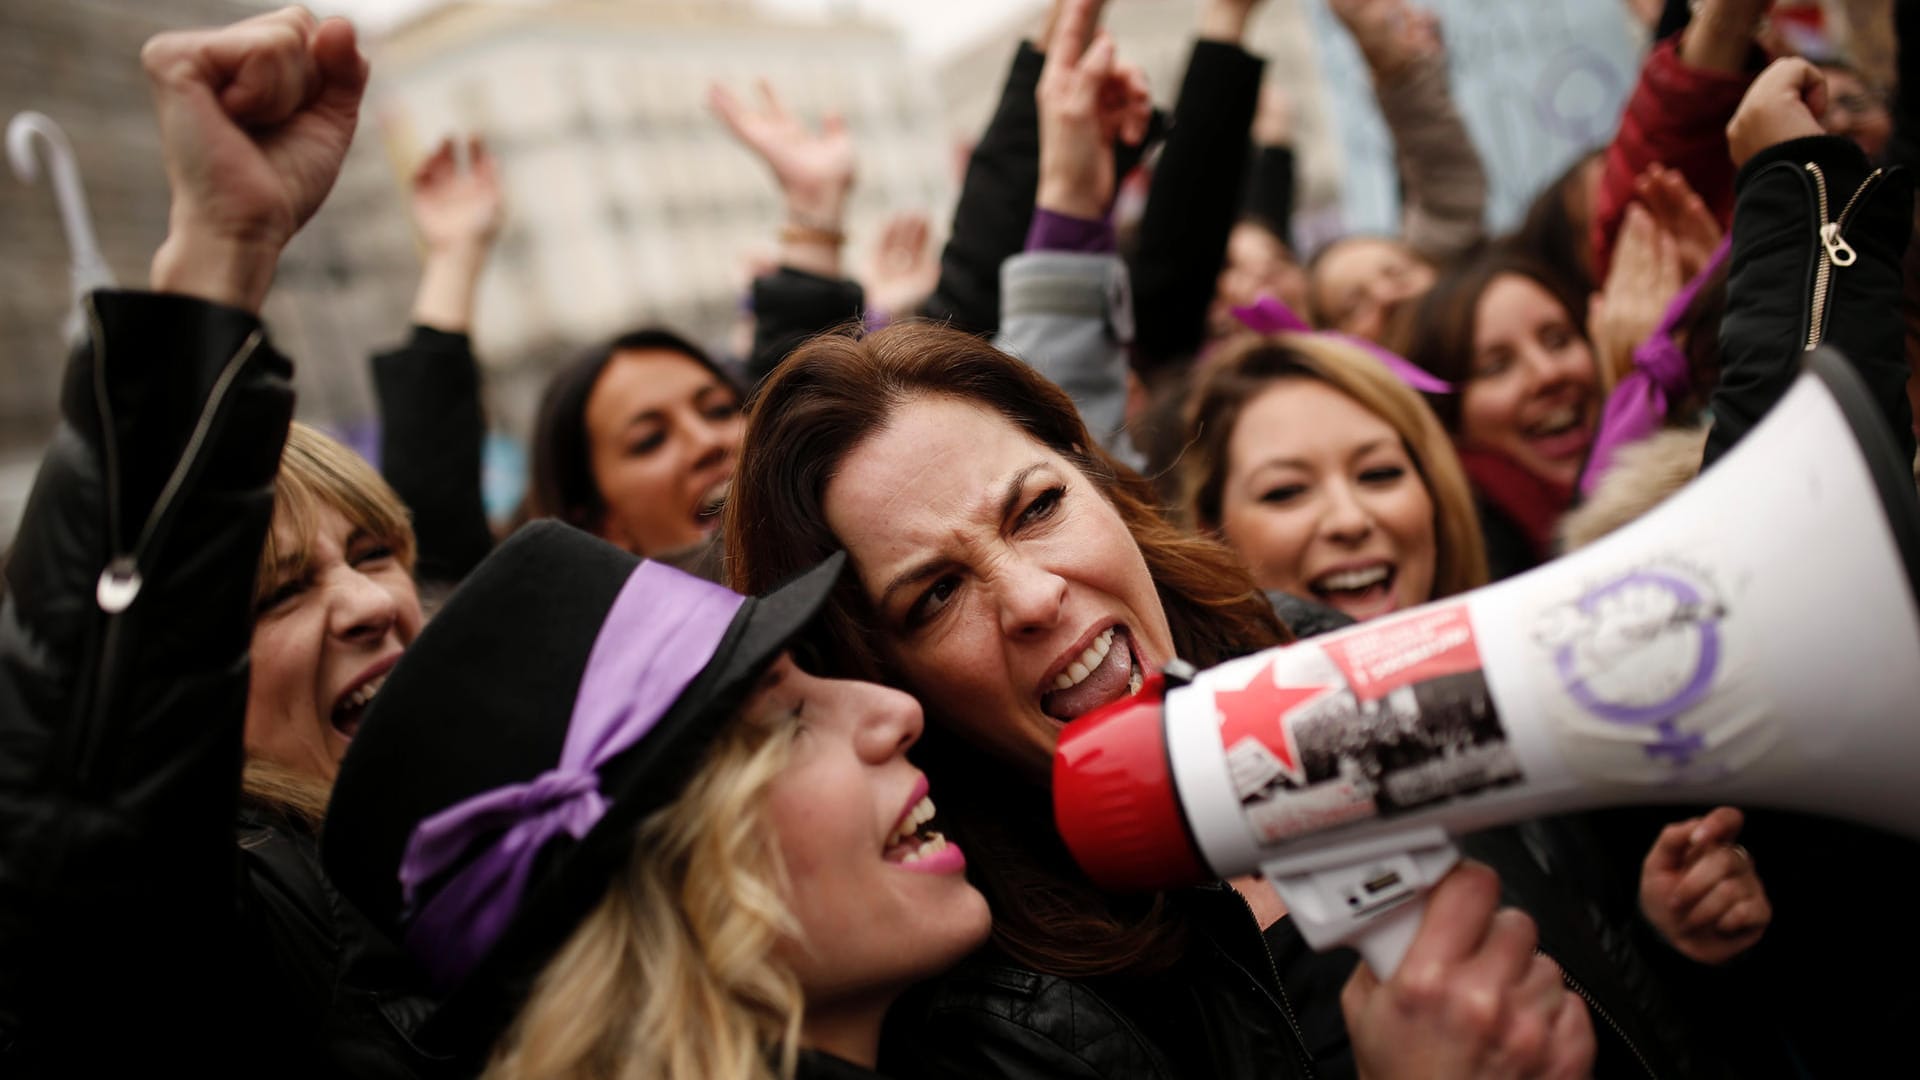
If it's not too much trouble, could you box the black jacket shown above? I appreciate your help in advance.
[880,884,1318,1079]
[1695,132,1920,1077]
[0,292,442,1077]
[1708,134,1914,468]
[1129,40,1263,370]
[371,325,493,587]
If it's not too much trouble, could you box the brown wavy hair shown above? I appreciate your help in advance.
[1181,333,1489,600]
[1389,246,1591,432]
[725,321,1287,977]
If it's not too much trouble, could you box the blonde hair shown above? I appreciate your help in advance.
[242,423,419,828]
[1181,333,1489,600]
[483,712,805,1080]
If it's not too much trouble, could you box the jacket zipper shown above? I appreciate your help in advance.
[1802,163,1885,350]
[89,298,264,614]
[76,295,263,783]
[1228,888,1318,1079]
[1550,948,1657,1080]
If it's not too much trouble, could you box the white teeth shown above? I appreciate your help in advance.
[1129,663,1144,695]
[1316,566,1391,593]
[890,795,936,846]
[1052,628,1116,690]
[1530,407,1578,436]
[344,671,389,711]
[899,831,947,864]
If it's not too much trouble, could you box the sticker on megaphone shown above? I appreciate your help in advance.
[1200,603,1526,849]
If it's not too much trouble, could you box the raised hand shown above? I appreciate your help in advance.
[1331,0,1443,77]
[1589,201,1686,386]
[143,6,369,312]
[709,79,856,230]
[1640,807,1772,966]
[410,135,503,257]
[407,134,503,331]
[1035,0,1153,221]
[1727,57,1831,169]
[1683,0,1774,74]
[1199,0,1270,46]
[1252,83,1296,148]
[1341,863,1595,1080]
[1634,163,1723,280]
[860,212,941,318]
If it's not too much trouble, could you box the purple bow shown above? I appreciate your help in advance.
[1229,295,1456,394]
[397,560,746,989]
[1580,236,1731,497]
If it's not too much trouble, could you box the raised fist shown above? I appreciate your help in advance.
[143,6,369,311]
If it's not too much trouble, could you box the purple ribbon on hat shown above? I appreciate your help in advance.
[1229,295,1456,394]
[397,561,746,989]
[1579,235,1731,497]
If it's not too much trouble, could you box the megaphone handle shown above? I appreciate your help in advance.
[1265,838,1462,980]
[1352,899,1425,979]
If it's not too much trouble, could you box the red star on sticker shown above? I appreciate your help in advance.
[1214,658,1332,782]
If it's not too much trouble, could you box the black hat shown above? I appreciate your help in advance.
[321,520,844,1057]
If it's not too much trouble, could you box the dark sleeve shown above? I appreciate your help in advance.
[0,290,294,1067]
[923,43,1047,336]
[747,267,866,387]
[1478,501,1540,582]
[1707,135,1915,468]
[1129,40,1264,369]
[1263,920,1358,1080]
[372,325,493,586]
[884,972,1174,1080]
[1243,144,1297,249]
[1654,0,1691,41]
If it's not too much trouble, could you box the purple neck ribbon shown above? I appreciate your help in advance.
[397,561,746,990]
[1580,235,1732,498]
[1229,295,1456,395]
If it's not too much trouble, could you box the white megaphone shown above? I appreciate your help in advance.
[1054,347,1920,978]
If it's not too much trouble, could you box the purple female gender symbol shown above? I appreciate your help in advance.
[1551,570,1722,765]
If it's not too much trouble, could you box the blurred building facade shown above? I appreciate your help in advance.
[0,0,953,544]
[370,0,956,439]
[0,0,419,545]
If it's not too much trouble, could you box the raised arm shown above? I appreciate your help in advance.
[711,79,867,385]
[1709,57,1915,468]
[1334,0,1488,264]
[373,135,503,586]
[1592,0,1769,278]
[998,0,1150,468]
[0,7,361,1066]
[1128,0,1266,366]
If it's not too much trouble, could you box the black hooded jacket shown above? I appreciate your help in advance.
[0,292,442,1078]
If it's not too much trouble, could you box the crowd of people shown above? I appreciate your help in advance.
[3,0,1917,1076]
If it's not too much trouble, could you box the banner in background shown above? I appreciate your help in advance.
[1304,0,1641,247]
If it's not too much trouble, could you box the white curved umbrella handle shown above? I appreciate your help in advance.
[9,111,118,315]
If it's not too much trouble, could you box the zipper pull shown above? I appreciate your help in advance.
[1821,222,1858,267]
[96,556,142,613]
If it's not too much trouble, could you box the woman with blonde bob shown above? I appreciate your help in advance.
[1180,332,1487,623]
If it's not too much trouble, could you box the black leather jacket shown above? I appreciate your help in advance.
[881,883,1318,1079]
[0,292,441,1077]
